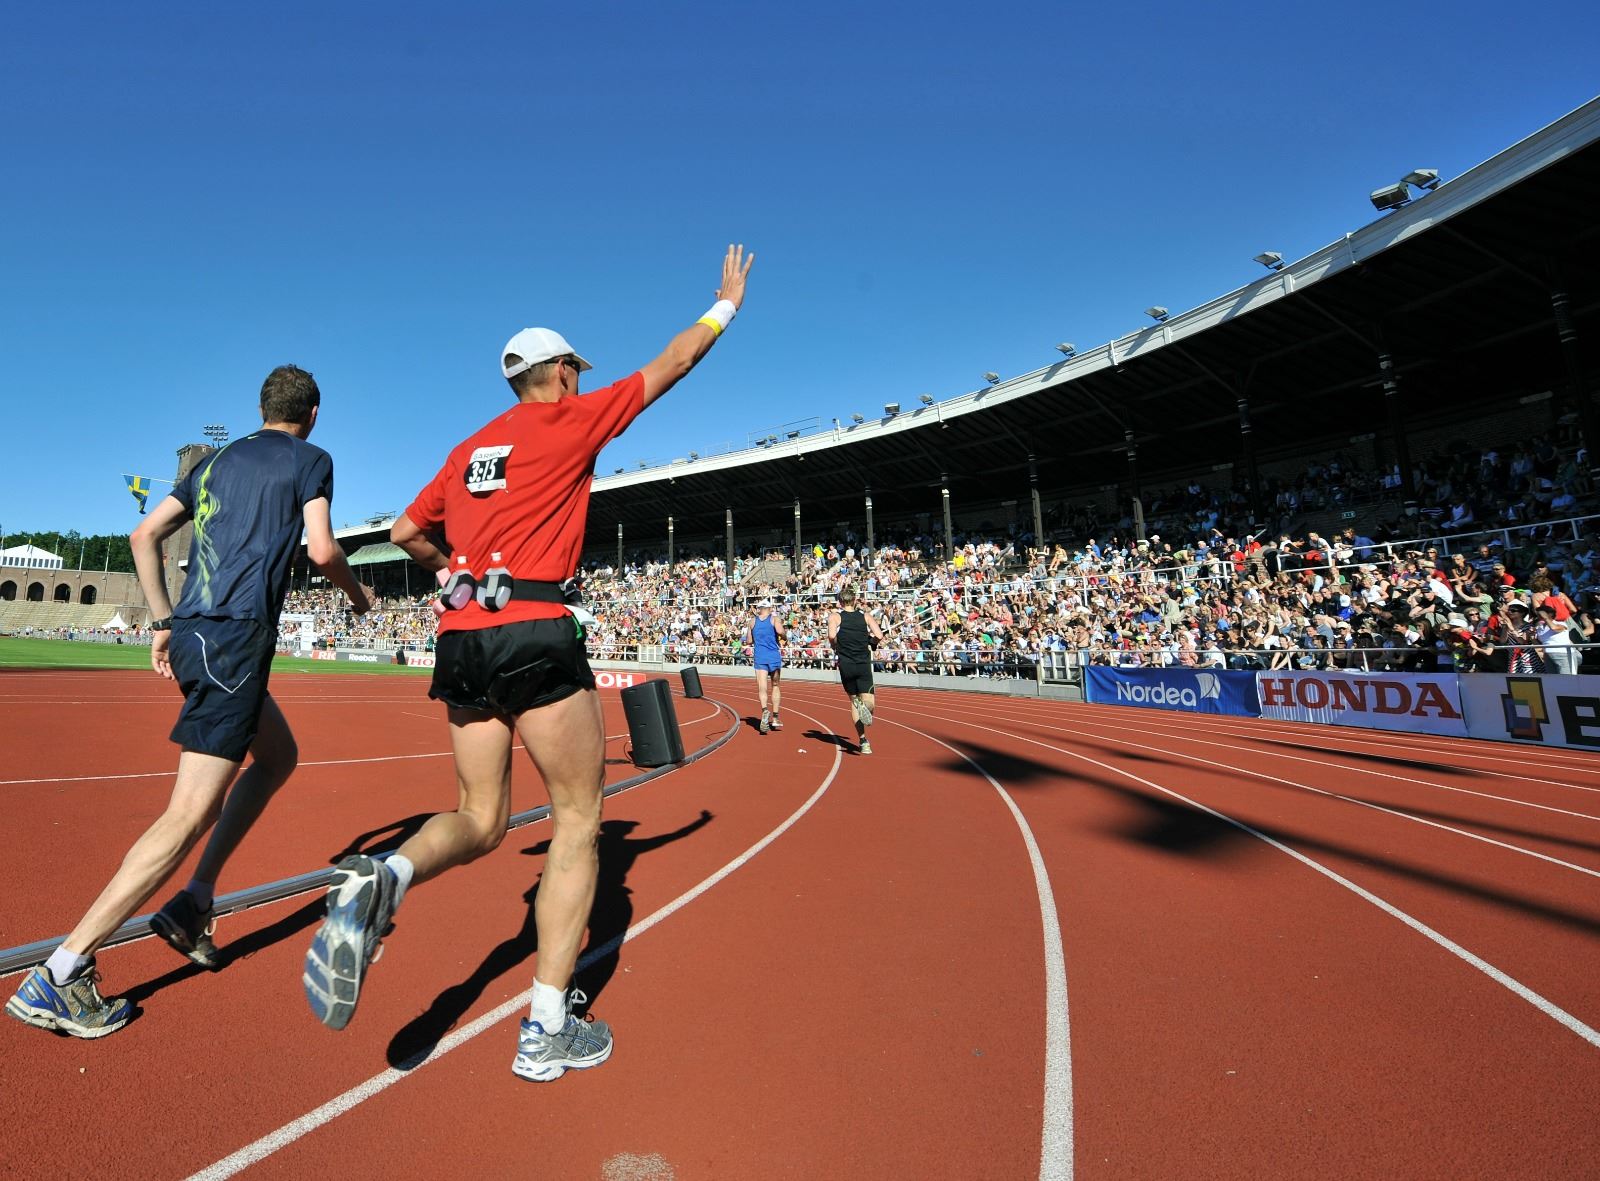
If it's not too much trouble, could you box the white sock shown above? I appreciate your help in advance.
[184,878,214,910]
[529,979,567,1030]
[45,947,91,987]
[385,853,415,907]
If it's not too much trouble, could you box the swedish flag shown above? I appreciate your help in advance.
[124,474,152,514]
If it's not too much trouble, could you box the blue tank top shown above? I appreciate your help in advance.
[752,615,781,664]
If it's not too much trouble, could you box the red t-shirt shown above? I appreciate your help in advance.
[405,372,646,633]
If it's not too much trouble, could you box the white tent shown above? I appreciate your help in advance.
[104,612,130,631]
[0,544,64,570]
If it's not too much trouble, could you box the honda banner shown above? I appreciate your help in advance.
[1459,673,1600,750]
[1085,667,1260,716]
[1255,670,1467,736]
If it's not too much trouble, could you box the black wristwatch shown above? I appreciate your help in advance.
[150,617,173,631]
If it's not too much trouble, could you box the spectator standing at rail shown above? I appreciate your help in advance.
[744,597,786,733]
[829,584,885,755]
[301,245,753,1084]
[7,366,371,1039]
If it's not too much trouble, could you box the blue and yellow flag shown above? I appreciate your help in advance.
[124,474,152,514]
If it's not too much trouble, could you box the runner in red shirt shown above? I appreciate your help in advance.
[302,245,754,1084]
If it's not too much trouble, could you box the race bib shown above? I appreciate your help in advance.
[464,445,512,494]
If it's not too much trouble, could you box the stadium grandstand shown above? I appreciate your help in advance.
[261,98,1600,687]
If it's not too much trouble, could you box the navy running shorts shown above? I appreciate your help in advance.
[430,616,595,716]
[168,616,278,761]
[839,661,874,697]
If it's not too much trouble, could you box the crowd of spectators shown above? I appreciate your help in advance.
[274,430,1600,679]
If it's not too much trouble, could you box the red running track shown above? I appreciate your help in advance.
[2,667,1598,1179]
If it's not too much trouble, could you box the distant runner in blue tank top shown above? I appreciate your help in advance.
[744,598,786,733]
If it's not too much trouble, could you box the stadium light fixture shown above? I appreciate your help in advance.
[919,394,935,406]
[688,451,698,460]
[851,413,865,424]
[1145,307,1168,323]
[1253,252,1284,271]
[614,467,624,474]
[786,430,801,439]
[1056,343,1076,357]
[1402,168,1440,192]
[884,402,900,417]
[202,423,229,447]
[984,372,1000,384]
[1369,181,1411,212]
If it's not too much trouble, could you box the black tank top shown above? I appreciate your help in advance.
[836,609,872,664]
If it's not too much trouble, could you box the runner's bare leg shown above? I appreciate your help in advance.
[392,708,514,883]
[191,695,298,885]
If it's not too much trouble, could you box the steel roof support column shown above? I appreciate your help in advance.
[667,516,675,567]
[1028,453,1044,547]
[1125,430,1145,541]
[1550,276,1600,480]
[864,488,875,558]
[1378,353,1418,514]
[725,508,734,584]
[792,499,802,574]
[616,523,623,572]
[941,474,954,565]
[1236,396,1262,527]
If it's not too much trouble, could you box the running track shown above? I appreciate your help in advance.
[1,668,1597,1179]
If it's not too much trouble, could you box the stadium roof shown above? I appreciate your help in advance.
[337,97,1600,556]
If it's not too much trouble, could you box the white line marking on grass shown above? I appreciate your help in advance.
[877,714,1073,1181]
[912,704,1600,1052]
[185,711,841,1180]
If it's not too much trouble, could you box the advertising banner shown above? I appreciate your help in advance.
[398,651,436,668]
[1459,673,1600,750]
[1085,667,1260,716]
[1255,670,1467,736]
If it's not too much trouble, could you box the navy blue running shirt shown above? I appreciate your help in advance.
[171,430,334,622]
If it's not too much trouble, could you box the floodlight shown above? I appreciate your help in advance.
[1056,343,1076,357]
[851,413,865,424]
[614,467,624,474]
[1145,307,1168,323]
[202,423,229,447]
[1369,182,1411,212]
[919,394,934,406]
[786,430,800,439]
[1253,252,1284,271]
[1402,168,1440,191]
[884,402,900,416]
[983,372,1000,384]
[638,460,648,468]
[688,451,698,460]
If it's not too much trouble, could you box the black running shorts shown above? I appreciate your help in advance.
[430,616,595,716]
[168,616,278,761]
[839,661,875,698]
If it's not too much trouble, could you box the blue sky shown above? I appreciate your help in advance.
[3,1,1597,539]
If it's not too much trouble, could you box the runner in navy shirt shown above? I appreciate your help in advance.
[7,366,371,1039]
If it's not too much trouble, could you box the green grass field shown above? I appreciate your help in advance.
[0,636,430,675]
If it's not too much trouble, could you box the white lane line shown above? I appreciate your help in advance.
[876,713,1073,1181]
[937,697,1600,823]
[908,705,1600,1052]
[185,712,841,1181]
[928,704,1600,882]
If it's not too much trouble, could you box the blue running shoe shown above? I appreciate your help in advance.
[5,963,132,1039]
[512,990,613,1083]
[303,854,398,1030]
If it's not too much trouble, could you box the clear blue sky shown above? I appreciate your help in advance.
[3,1,1597,539]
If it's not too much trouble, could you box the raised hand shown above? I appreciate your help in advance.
[716,243,754,310]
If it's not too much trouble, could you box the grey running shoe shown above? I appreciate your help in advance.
[759,709,770,735]
[859,740,873,755]
[512,990,613,1083]
[769,714,783,731]
[5,963,132,1039]
[150,890,221,971]
[303,855,398,1030]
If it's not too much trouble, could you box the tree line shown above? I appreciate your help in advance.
[3,530,137,573]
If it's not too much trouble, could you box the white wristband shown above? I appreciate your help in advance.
[697,299,737,337]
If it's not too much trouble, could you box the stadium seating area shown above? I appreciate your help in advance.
[275,428,1600,679]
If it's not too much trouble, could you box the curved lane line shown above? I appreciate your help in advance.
[184,708,843,1181]
[874,711,1074,1181]
[906,701,1600,1052]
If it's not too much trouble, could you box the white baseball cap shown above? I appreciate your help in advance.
[502,328,593,378]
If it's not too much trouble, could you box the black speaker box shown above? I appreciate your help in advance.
[680,665,704,699]
[621,678,684,767]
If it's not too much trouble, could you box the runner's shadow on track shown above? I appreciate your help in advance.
[329,813,435,862]
[384,809,714,1071]
[803,729,855,751]
[1252,737,1477,778]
